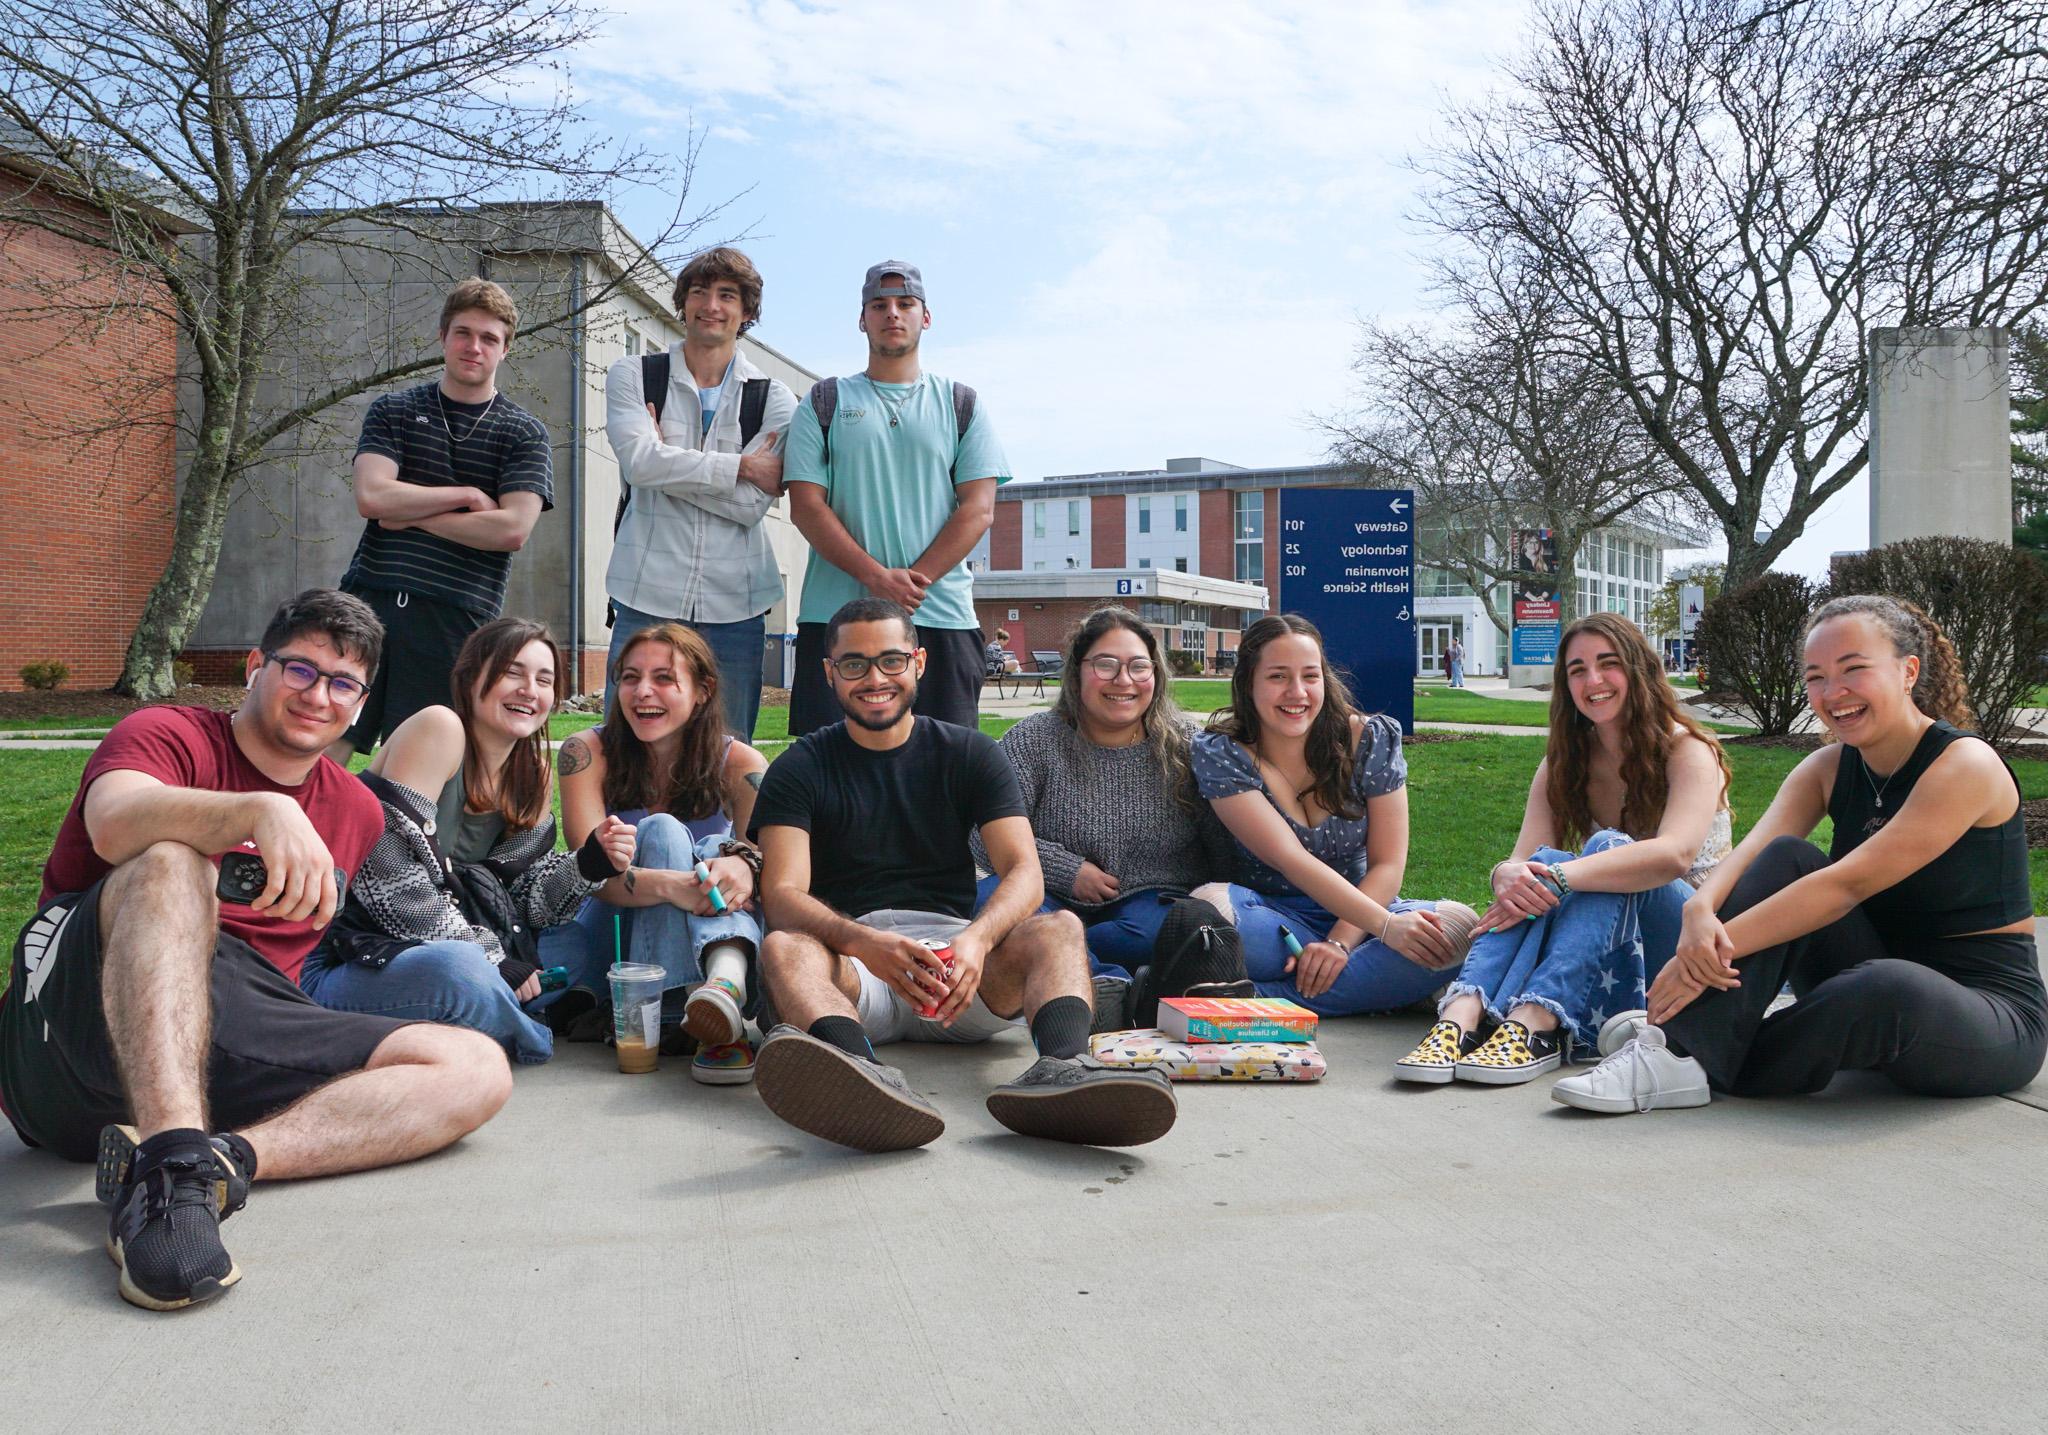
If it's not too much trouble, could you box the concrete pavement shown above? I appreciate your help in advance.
[5,943,2046,1434]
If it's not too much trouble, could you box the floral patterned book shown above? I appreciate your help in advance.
[1089,1029,1327,1083]
[1156,996,1318,1044]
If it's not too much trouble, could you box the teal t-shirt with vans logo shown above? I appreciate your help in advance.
[783,372,1011,630]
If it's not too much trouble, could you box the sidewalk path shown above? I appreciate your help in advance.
[3,933,2043,1431]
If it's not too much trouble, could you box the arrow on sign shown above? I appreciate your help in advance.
[1389,497,1408,514]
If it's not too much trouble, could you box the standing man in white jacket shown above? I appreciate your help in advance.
[603,247,796,738]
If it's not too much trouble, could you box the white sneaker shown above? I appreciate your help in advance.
[1551,1024,1711,1114]
[1595,1008,1649,1058]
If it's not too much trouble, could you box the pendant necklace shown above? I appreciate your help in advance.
[1863,756,1899,809]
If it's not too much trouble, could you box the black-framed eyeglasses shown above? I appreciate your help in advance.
[828,650,916,681]
[264,652,368,704]
[1086,656,1155,681]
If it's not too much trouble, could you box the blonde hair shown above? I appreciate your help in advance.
[439,277,519,338]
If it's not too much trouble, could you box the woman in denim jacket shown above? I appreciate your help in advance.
[1396,613,1731,1084]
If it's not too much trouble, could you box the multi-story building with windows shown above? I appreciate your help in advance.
[972,457,1698,676]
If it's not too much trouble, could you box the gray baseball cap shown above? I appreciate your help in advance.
[861,261,926,304]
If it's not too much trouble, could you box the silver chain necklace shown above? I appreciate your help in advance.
[438,389,498,446]
[1862,754,1901,809]
[872,381,912,428]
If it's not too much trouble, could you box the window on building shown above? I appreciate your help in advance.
[1065,556,1079,569]
[1138,558,1151,569]
[1175,495,1189,532]
[624,329,643,357]
[1067,500,1081,537]
[1235,490,1264,585]
[1137,497,1151,534]
[1141,600,1176,624]
[1655,550,1664,585]
[1032,503,1045,541]
[1032,561,1046,571]
[1178,627,1204,653]
[1174,557,1188,573]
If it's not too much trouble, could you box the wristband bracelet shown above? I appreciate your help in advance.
[1551,861,1573,896]
[1489,860,1510,893]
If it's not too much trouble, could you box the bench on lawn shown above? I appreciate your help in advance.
[991,650,1064,701]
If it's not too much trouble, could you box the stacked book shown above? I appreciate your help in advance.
[1090,997,1326,1082]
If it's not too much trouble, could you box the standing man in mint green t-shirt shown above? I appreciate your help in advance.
[783,261,1011,736]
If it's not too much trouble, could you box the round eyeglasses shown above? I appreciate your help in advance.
[828,650,916,681]
[1085,656,1155,681]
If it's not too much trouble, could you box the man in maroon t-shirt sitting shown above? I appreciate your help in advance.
[0,589,512,1312]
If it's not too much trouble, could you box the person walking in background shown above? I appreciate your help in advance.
[331,278,553,761]
[603,247,796,740]
[783,261,1010,736]
[1446,635,1465,688]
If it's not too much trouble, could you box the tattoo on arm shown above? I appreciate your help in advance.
[558,735,592,776]
[622,866,636,894]
[744,770,763,791]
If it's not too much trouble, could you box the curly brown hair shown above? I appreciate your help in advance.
[1545,612,1731,849]
[672,246,763,335]
[448,617,560,832]
[600,624,728,821]
[1207,614,1368,822]
[1802,594,1973,728]
[1051,606,1199,812]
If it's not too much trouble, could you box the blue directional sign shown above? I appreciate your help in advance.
[1279,488,1416,734]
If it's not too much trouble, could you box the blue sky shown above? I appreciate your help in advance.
[571,0,1865,577]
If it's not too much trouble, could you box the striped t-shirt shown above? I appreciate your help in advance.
[341,383,554,616]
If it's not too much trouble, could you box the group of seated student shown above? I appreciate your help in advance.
[5,587,2044,1314]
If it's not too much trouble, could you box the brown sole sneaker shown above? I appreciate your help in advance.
[105,1234,240,1312]
[985,1059,1179,1147]
[753,1026,943,1153]
[681,982,745,1046]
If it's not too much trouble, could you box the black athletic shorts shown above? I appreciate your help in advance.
[0,879,410,1161]
[340,583,485,754]
[789,622,986,737]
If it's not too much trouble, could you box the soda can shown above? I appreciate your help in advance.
[916,937,955,1018]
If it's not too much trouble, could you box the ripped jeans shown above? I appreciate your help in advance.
[1441,829,1690,1056]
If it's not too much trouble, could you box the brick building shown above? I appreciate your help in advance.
[972,456,1697,678]
[0,152,196,692]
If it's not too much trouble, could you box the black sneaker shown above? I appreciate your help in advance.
[985,1055,1178,1146]
[1131,898,1247,1025]
[105,1146,242,1310]
[753,1025,944,1153]
[96,1124,249,1222]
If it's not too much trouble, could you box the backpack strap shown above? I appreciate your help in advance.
[808,376,840,466]
[640,351,671,424]
[739,377,770,447]
[949,381,976,480]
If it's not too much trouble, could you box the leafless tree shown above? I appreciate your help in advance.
[1323,262,1697,635]
[1416,0,2048,585]
[0,0,732,696]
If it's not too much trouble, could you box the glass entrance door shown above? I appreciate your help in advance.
[1419,622,1450,677]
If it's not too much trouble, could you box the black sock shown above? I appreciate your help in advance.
[808,1015,876,1062]
[1031,995,1092,1060]
[217,1131,258,1181]
[135,1127,211,1169]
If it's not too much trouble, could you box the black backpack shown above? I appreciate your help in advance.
[606,351,772,629]
[807,375,977,477]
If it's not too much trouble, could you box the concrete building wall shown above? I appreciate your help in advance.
[1870,327,2012,548]
[0,171,180,691]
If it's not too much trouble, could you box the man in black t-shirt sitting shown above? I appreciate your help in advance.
[750,598,1177,1153]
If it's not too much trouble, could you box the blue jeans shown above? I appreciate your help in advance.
[607,601,766,741]
[301,938,555,1066]
[1448,659,1464,687]
[1443,829,1690,1054]
[533,812,763,1017]
[971,873,1180,982]
[1224,884,1454,1017]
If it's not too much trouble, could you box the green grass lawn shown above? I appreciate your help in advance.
[10,736,2048,959]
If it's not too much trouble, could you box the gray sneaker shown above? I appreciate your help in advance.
[985,1055,1178,1147]
[753,1025,944,1153]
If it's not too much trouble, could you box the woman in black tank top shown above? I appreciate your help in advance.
[1552,594,2046,1114]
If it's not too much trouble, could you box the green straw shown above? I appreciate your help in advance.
[614,911,623,968]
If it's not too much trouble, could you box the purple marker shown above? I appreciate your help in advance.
[694,860,728,914]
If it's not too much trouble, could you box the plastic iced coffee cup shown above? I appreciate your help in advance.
[608,962,666,1074]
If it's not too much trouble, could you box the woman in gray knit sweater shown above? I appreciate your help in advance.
[969,608,1230,980]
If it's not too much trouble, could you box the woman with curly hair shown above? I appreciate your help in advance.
[1189,614,1477,1017]
[546,623,768,1084]
[1395,612,1732,1084]
[1554,594,2046,1113]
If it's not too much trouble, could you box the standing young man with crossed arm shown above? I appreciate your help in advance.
[0,591,511,1311]
[749,598,1178,1153]
[782,262,1009,736]
[332,277,553,760]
